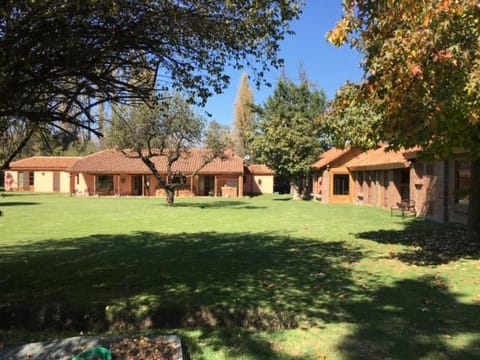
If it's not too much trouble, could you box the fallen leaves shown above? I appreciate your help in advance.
[409,63,423,77]
[391,229,480,265]
[107,336,180,360]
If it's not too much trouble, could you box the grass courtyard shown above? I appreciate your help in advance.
[0,193,479,359]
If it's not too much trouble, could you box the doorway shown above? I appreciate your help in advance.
[132,175,142,195]
[53,172,60,192]
[330,172,351,203]
[199,175,215,196]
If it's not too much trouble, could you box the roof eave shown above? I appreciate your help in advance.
[348,161,411,171]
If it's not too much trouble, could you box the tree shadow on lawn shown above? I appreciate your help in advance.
[181,327,310,360]
[3,230,479,359]
[355,219,480,265]
[0,201,40,207]
[338,276,480,359]
[0,231,362,356]
[170,200,267,209]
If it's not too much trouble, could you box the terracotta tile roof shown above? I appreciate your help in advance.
[67,148,244,175]
[345,145,411,170]
[67,149,149,174]
[311,148,352,169]
[402,146,422,159]
[9,156,81,171]
[246,164,274,175]
[171,148,244,174]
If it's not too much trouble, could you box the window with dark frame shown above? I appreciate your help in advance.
[426,162,435,176]
[455,160,471,206]
[96,175,114,192]
[357,171,364,186]
[400,168,410,200]
[333,174,349,195]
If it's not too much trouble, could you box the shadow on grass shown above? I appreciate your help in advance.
[355,219,480,265]
[170,200,267,210]
[338,276,480,359]
[0,201,40,207]
[2,229,479,358]
[181,327,305,360]
[0,231,361,357]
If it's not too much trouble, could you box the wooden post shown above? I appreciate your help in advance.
[238,174,243,197]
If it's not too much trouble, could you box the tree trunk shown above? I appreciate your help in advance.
[467,158,480,237]
[291,177,309,199]
[290,180,300,199]
[166,186,175,206]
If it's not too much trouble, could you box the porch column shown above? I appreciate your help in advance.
[190,176,194,196]
[238,174,244,197]
[117,175,120,196]
[214,176,218,197]
[69,173,74,195]
[93,174,97,196]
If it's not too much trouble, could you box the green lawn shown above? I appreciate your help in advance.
[1,193,479,359]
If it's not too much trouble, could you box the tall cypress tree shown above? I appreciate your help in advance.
[233,73,255,158]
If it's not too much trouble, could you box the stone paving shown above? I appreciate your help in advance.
[0,334,183,360]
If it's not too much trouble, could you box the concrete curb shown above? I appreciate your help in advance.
[0,334,183,360]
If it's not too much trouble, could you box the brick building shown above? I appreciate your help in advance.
[5,149,274,198]
[311,146,472,225]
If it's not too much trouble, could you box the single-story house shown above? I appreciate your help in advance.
[311,146,473,225]
[244,164,275,195]
[311,147,362,203]
[5,156,81,193]
[68,148,245,197]
[4,149,275,198]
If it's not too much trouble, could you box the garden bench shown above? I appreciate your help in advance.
[391,199,416,218]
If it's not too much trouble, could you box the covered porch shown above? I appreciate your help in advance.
[72,172,244,198]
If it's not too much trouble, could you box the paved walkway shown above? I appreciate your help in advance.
[0,334,183,360]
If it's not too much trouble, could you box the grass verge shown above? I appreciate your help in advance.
[0,193,479,359]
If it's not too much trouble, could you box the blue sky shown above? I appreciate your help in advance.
[202,0,365,126]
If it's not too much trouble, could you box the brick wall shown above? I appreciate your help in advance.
[410,159,469,225]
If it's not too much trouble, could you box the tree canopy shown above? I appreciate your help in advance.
[327,0,480,158]
[321,82,383,149]
[327,0,480,232]
[251,78,326,196]
[0,0,303,169]
[107,93,228,205]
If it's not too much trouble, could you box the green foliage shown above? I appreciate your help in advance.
[107,94,205,154]
[0,0,303,167]
[328,0,480,232]
[105,93,231,205]
[321,82,383,149]
[205,120,233,157]
[252,78,326,186]
[327,0,480,158]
